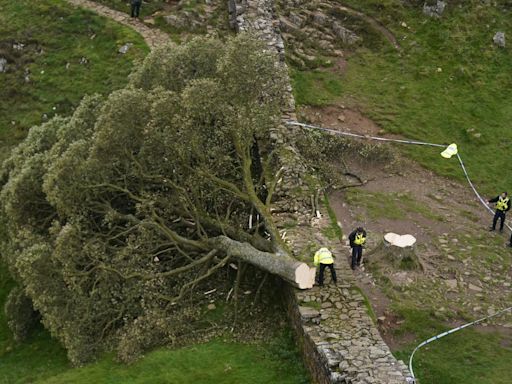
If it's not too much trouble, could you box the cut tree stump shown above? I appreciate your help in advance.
[381,232,422,270]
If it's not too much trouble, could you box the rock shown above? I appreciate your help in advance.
[493,32,506,48]
[468,283,483,292]
[332,22,361,45]
[321,301,333,309]
[299,306,321,319]
[207,303,216,310]
[12,42,24,50]
[423,1,446,18]
[312,12,328,26]
[118,43,133,54]
[0,58,7,73]
[79,57,88,65]
[445,279,457,290]
[164,14,186,28]
[337,114,346,122]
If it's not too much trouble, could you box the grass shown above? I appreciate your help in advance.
[344,189,444,222]
[0,0,148,160]
[392,307,512,384]
[1,260,310,384]
[291,0,512,195]
[36,338,308,384]
[300,301,321,311]
[321,194,343,241]
[291,70,343,106]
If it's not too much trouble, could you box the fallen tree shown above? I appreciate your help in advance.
[0,35,314,364]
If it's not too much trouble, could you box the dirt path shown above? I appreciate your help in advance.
[64,0,170,49]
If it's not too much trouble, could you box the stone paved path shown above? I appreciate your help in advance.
[64,0,170,49]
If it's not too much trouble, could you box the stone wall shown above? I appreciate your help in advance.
[229,1,414,383]
[228,0,312,218]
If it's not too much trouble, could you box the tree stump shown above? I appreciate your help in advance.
[382,232,422,270]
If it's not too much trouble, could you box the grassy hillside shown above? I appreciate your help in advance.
[293,2,512,382]
[38,339,307,384]
[0,0,148,161]
[393,307,512,384]
[291,0,512,195]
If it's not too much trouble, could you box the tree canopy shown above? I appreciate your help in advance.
[0,35,309,364]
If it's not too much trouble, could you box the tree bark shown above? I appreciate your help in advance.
[210,235,315,289]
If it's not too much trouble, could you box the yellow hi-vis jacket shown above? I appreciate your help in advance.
[354,233,366,245]
[314,248,334,266]
[497,196,510,211]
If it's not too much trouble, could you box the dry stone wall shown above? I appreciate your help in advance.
[228,0,313,218]
[229,1,415,383]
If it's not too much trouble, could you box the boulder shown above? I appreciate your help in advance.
[0,58,7,73]
[118,43,133,54]
[493,32,506,48]
[332,22,361,45]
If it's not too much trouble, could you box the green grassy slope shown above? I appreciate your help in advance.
[291,1,512,195]
[393,307,512,384]
[38,339,307,384]
[0,0,148,156]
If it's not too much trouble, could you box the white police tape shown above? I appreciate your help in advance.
[285,120,446,148]
[285,120,512,232]
[408,306,512,379]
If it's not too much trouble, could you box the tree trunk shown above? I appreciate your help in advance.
[210,235,316,289]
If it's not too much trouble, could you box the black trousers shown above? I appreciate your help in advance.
[492,210,506,231]
[131,4,141,17]
[351,246,363,269]
[318,263,336,285]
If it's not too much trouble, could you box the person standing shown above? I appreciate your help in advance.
[131,0,142,18]
[488,192,510,232]
[313,247,337,286]
[349,227,367,270]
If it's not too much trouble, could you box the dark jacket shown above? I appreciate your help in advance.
[349,229,367,248]
[131,0,142,5]
[488,195,510,212]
